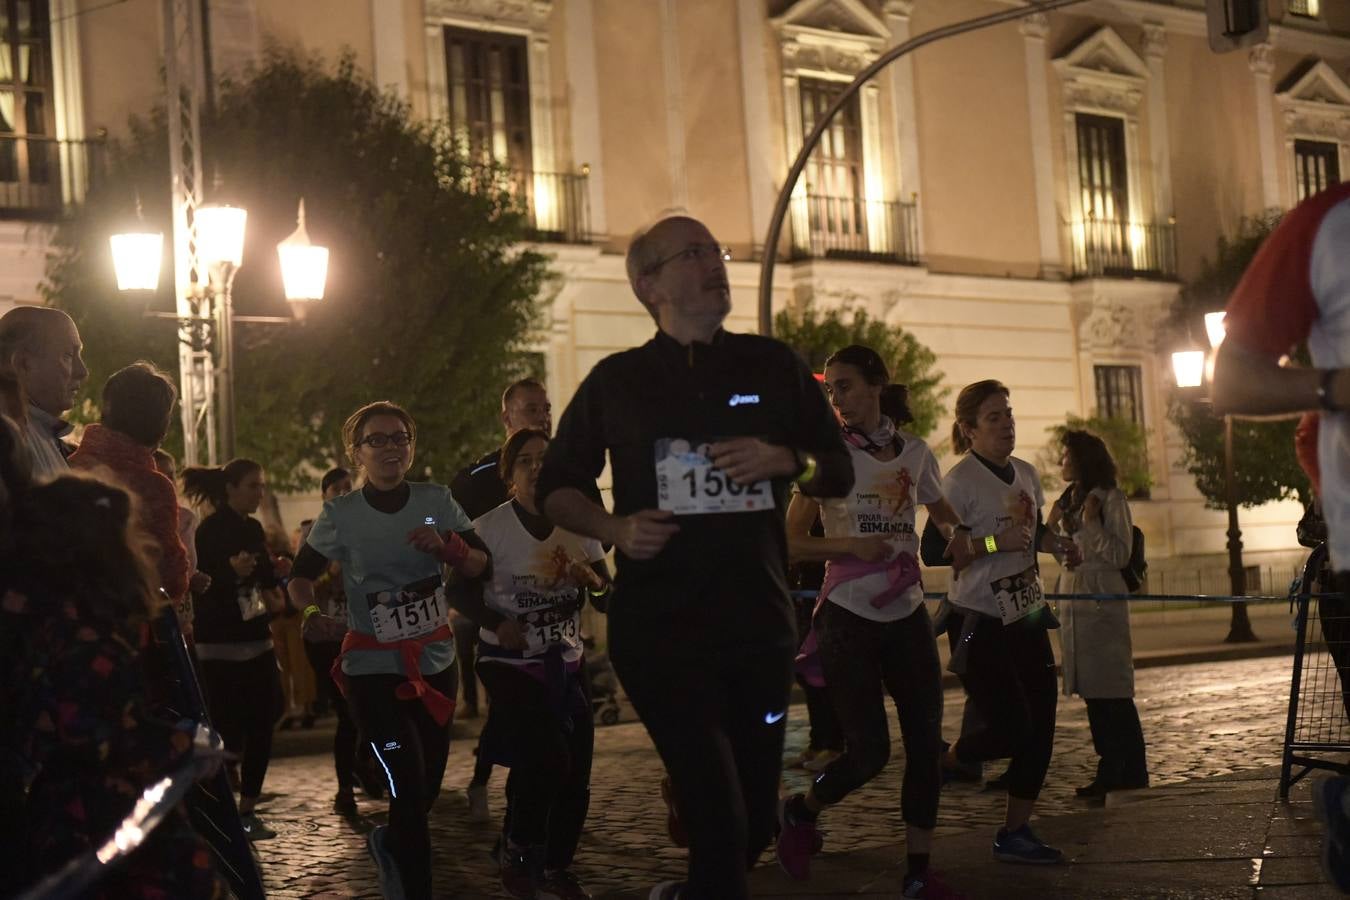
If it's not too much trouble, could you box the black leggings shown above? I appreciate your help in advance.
[950,614,1058,801]
[611,623,793,900]
[199,651,283,800]
[305,640,362,789]
[812,602,943,829]
[476,661,593,869]
[346,666,457,900]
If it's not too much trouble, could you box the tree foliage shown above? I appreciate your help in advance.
[1039,414,1153,497]
[44,50,551,490]
[1164,212,1311,509]
[773,303,947,439]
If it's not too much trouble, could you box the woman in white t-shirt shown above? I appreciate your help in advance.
[466,428,611,900]
[938,380,1079,866]
[775,346,968,897]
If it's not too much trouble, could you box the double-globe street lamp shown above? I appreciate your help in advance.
[110,200,329,461]
[1172,311,1259,643]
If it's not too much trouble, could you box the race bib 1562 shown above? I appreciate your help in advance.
[991,568,1045,626]
[654,437,775,515]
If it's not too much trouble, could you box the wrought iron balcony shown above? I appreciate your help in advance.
[789,192,920,265]
[505,169,592,245]
[1070,216,1177,280]
[0,136,103,218]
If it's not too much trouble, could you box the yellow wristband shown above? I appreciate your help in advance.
[794,452,818,485]
[984,535,998,555]
[302,604,322,622]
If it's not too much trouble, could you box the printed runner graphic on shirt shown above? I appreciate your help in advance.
[365,574,448,643]
[853,467,917,536]
[509,543,588,654]
[654,437,775,515]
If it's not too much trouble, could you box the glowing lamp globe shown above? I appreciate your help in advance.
[277,200,329,302]
[109,232,163,291]
[197,204,248,267]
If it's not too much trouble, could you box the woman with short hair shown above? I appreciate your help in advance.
[939,380,1079,865]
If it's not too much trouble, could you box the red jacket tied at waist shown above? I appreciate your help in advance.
[331,624,456,725]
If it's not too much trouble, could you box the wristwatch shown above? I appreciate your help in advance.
[1318,369,1343,412]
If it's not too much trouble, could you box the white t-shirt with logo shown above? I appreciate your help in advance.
[473,501,607,667]
[943,454,1046,622]
[817,433,942,622]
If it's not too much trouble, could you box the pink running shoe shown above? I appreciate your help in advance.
[775,795,820,880]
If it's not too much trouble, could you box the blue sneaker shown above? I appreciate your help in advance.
[1313,776,1350,892]
[366,824,407,899]
[992,824,1063,864]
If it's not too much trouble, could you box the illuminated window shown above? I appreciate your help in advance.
[1294,140,1340,202]
[443,27,532,172]
[0,0,54,190]
[1290,0,1321,18]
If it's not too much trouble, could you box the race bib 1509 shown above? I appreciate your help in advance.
[654,437,775,515]
[366,575,448,644]
[991,567,1045,626]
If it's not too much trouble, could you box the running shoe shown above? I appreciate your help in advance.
[539,868,592,900]
[660,775,688,848]
[466,783,490,822]
[332,788,357,816]
[499,843,545,899]
[1313,776,1350,892]
[238,812,277,841]
[902,869,962,898]
[647,882,684,900]
[366,824,406,900]
[802,748,842,773]
[992,824,1063,864]
[776,795,820,880]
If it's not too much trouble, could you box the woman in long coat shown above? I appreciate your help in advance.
[1052,430,1149,797]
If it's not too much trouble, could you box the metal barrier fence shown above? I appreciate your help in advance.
[1280,544,1350,798]
[17,607,265,900]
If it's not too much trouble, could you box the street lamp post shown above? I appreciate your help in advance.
[1172,313,1257,643]
[110,199,327,463]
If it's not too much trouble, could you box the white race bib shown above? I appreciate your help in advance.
[366,576,449,643]
[236,586,267,622]
[519,599,583,655]
[654,437,775,515]
[991,568,1046,626]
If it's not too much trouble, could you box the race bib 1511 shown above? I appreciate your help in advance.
[366,575,449,644]
[654,437,775,515]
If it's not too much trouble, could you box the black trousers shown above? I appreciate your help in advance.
[477,661,593,869]
[198,650,283,800]
[793,595,844,753]
[611,616,793,900]
[346,666,457,900]
[812,602,943,829]
[452,614,479,711]
[950,615,1058,802]
[1084,697,1148,788]
[304,639,366,789]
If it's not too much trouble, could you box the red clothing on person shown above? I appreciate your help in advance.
[68,424,191,601]
[1297,412,1321,496]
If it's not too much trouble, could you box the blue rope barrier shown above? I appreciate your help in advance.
[790,590,1343,603]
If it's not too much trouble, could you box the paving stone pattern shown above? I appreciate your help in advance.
[252,655,1305,898]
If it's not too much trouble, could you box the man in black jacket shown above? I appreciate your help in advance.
[536,214,853,900]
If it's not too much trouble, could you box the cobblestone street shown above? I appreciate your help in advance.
[252,654,1302,899]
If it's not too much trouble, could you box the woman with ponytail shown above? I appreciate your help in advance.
[184,457,285,840]
[776,345,967,897]
[938,380,1079,865]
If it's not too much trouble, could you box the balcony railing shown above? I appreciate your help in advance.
[0,136,103,218]
[789,192,920,265]
[503,169,591,245]
[1070,216,1177,280]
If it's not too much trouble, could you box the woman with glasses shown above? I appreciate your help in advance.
[464,427,610,900]
[290,401,488,900]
